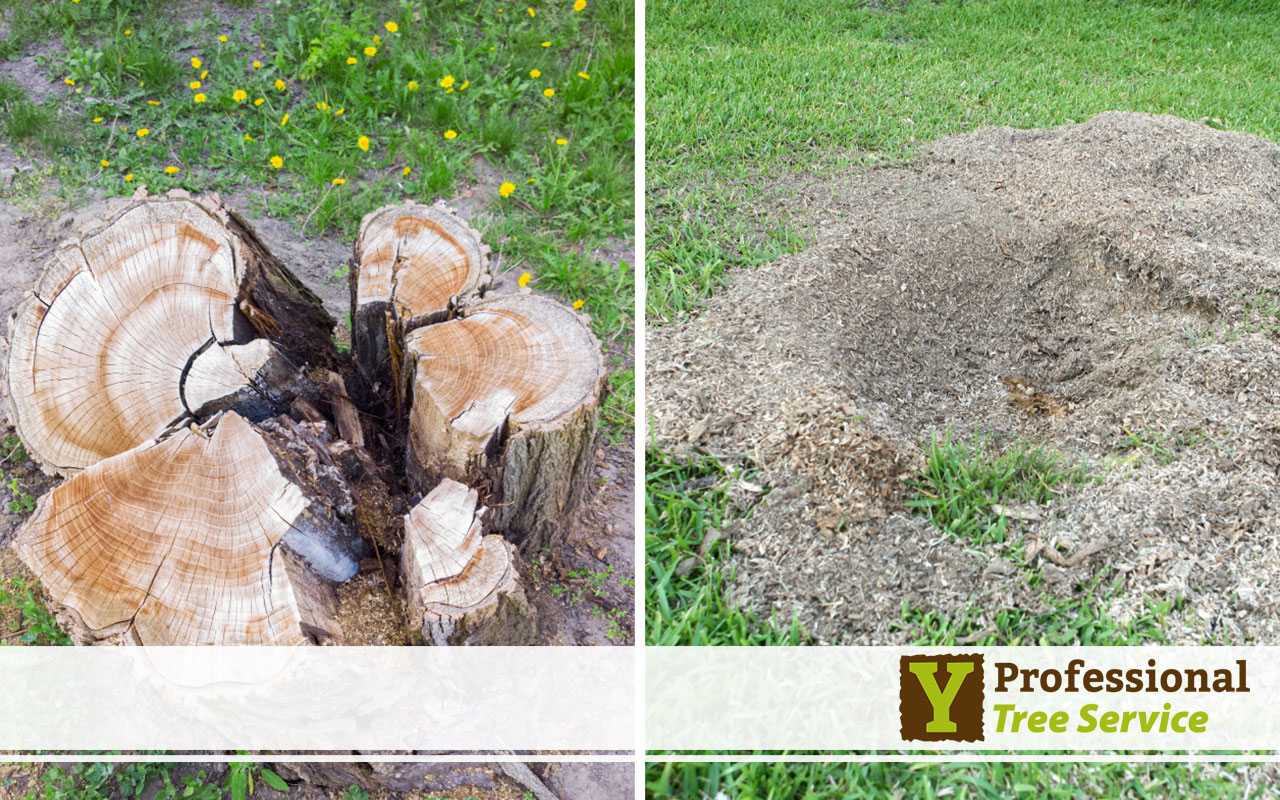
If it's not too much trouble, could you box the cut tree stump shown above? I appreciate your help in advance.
[403,294,606,552]
[351,202,489,397]
[15,412,358,645]
[401,478,529,645]
[5,191,333,475]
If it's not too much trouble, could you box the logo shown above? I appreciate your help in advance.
[900,654,984,741]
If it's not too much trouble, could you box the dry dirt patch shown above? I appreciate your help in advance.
[649,112,1280,644]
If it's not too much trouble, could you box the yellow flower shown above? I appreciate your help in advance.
[541,41,551,47]
[527,7,535,16]
[136,128,150,137]
[530,69,541,78]
[446,87,454,94]
[385,21,398,32]
[500,182,516,199]
[317,101,329,111]
[364,46,377,56]
[281,113,289,125]
[403,166,411,176]
[444,130,457,139]
[573,0,585,9]
[572,299,584,309]
[556,138,567,146]
[63,78,75,86]
[189,80,201,89]
[125,173,134,181]
[92,117,103,122]
[335,107,345,115]
[358,135,370,151]
[244,134,254,141]
[269,155,283,169]
[233,90,247,102]
[578,72,590,79]
[254,97,264,106]
[374,35,382,45]
[407,80,419,91]
[517,271,531,286]
[200,70,208,79]
[459,79,469,90]
[99,159,109,167]
[440,75,455,88]
[253,61,262,69]
[164,165,180,174]
[218,35,228,43]
[332,177,346,185]
[191,57,201,69]
[275,79,286,90]
[124,29,132,35]
[542,88,555,97]
[74,87,82,93]
[147,100,160,105]
[193,93,207,103]
[347,57,357,65]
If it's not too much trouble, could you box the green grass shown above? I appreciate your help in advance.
[647,0,1280,322]
[645,761,1274,800]
[905,432,1089,545]
[645,448,806,645]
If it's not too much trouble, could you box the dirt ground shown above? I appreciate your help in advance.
[0,145,634,646]
[649,112,1280,645]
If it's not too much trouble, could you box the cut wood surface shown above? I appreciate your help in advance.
[401,478,526,645]
[351,202,489,392]
[4,192,332,475]
[15,412,349,645]
[405,293,606,551]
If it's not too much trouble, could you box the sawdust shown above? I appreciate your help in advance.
[649,112,1280,644]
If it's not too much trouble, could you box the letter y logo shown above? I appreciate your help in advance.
[900,655,984,742]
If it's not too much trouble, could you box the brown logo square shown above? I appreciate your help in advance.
[900,654,984,742]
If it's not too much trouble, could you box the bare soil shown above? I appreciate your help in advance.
[649,112,1280,645]
[0,147,634,647]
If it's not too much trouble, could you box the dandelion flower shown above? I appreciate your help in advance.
[332,177,346,185]
[191,57,201,69]
[252,61,262,69]
[444,129,457,139]
[200,70,208,79]
[541,41,551,47]
[526,177,536,183]
[269,155,283,169]
[136,128,150,137]
[233,89,247,102]
[347,56,357,65]
[374,35,382,45]
[317,101,329,111]
[578,71,590,79]
[124,29,132,35]
[244,134,254,141]
[164,165,180,174]
[385,21,398,32]
[530,69,541,78]
[574,0,585,9]
[193,93,207,103]
[75,87,82,93]
[125,173,134,181]
[556,138,567,146]
[358,135,370,151]
[147,100,160,105]
[63,78,75,86]
[92,116,103,123]
[446,87,454,94]
[542,88,555,97]
[517,271,531,286]
[275,79,286,90]
[335,107,345,115]
[440,75,455,88]
[218,35,228,43]
[572,299,584,309]
[254,97,264,105]
[99,159,110,167]
[407,80,419,91]
[459,79,469,90]
[189,81,201,89]
[403,166,411,176]
[500,182,516,199]
[364,46,377,56]
[527,7,535,16]
[281,112,289,125]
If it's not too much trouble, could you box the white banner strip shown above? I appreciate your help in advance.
[0,647,634,751]
[647,646,1275,750]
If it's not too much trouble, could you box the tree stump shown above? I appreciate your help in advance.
[401,478,530,645]
[350,202,489,398]
[403,294,606,552]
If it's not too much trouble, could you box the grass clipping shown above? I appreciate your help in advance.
[648,112,1280,645]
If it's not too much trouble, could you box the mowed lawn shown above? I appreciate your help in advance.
[645,0,1280,645]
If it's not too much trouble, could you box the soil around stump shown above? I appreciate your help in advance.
[649,112,1280,645]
